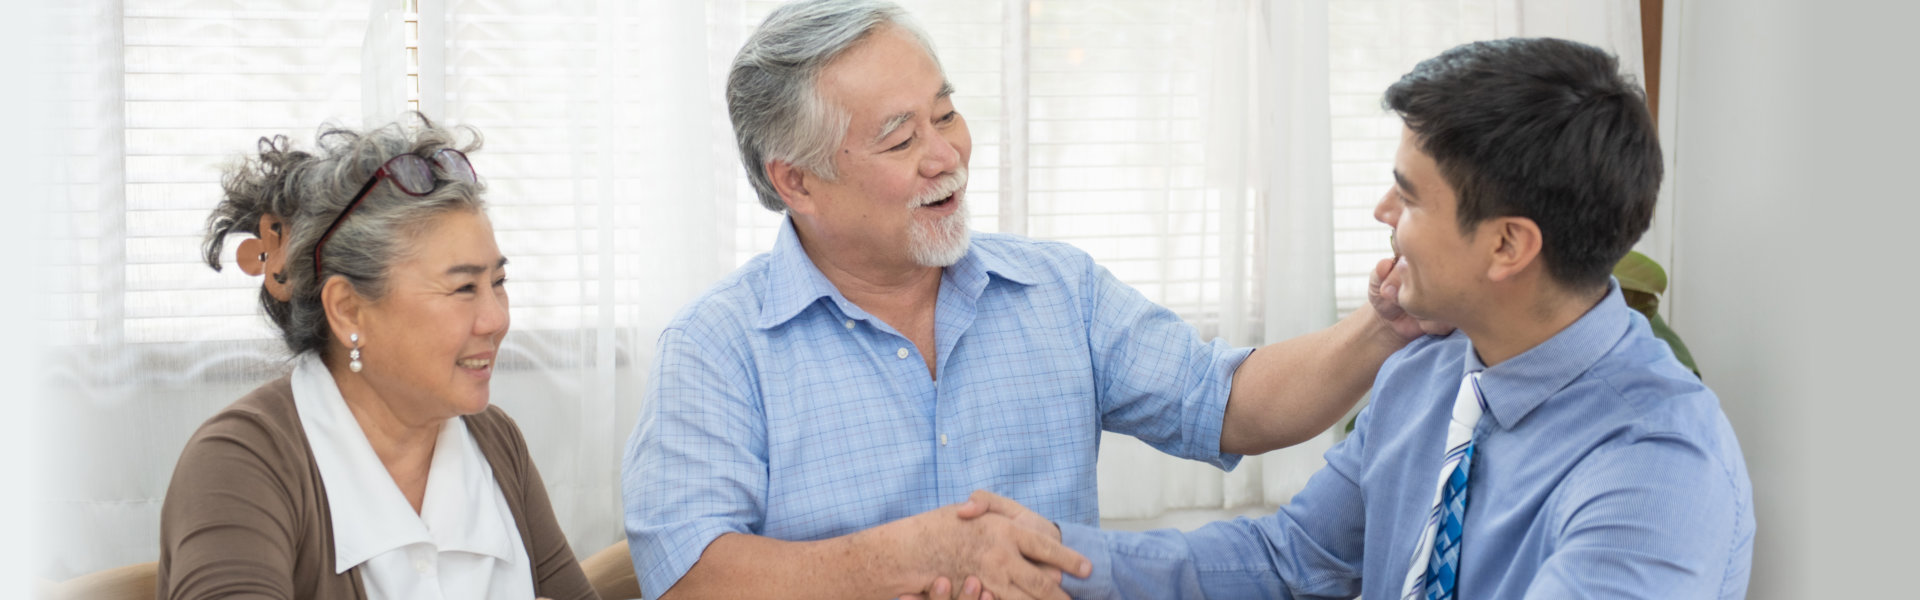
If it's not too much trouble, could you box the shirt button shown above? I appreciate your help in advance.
[844,319,855,329]
[939,433,948,446]
[413,559,430,573]
[896,348,909,359]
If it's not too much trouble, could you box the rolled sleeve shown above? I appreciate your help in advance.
[1083,260,1252,470]
[621,326,769,599]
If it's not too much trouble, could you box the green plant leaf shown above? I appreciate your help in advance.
[1621,289,1660,315]
[1647,311,1701,378]
[1613,250,1668,296]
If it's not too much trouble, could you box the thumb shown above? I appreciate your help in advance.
[954,498,988,519]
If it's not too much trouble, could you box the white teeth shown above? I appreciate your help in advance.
[458,359,491,369]
[911,167,969,207]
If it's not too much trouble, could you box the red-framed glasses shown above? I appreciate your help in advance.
[312,148,478,274]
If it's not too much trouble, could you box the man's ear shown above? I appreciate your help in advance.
[767,159,819,215]
[320,275,367,349]
[1485,216,1544,283]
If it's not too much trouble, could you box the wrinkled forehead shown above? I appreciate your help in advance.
[818,26,950,124]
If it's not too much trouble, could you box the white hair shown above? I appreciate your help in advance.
[726,0,943,211]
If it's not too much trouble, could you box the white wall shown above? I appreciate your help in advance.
[1665,0,1919,596]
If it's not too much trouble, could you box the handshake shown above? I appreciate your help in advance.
[891,491,1092,600]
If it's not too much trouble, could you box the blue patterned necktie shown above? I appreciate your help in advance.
[1402,370,1486,600]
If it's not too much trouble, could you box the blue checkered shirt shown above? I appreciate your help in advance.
[622,219,1251,598]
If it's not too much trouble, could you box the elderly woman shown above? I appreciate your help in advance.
[157,117,597,600]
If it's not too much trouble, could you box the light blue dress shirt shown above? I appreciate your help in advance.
[1060,283,1754,599]
[623,219,1252,599]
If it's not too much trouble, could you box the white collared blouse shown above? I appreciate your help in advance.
[290,353,535,600]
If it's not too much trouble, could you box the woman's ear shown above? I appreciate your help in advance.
[320,275,367,347]
[1484,216,1544,283]
[257,213,292,301]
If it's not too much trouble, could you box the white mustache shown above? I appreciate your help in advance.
[911,167,969,208]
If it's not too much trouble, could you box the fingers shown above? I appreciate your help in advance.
[959,575,983,600]
[998,565,1064,600]
[1368,259,1405,317]
[1012,525,1091,578]
[960,490,1017,519]
[955,498,988,520]
[900,576,952,600]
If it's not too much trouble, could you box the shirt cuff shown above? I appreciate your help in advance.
[1060,522,1118,600]
[1208,345,1257,471]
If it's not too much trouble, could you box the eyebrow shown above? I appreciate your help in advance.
[1391,169,1419,200]
[446,256,509,277]
[870,81,958,146]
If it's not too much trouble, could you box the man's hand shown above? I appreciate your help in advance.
[1370,257,1454,340]
[898,491,1090,600]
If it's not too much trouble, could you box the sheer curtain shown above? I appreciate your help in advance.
[33,0,1647,578]
[38,0,372,578]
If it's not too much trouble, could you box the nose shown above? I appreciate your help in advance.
[1373,189,1400,227]
[919,123,963,178]
[475,280,510,338]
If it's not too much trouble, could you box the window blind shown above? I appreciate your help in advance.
[1327,0,1496,315]
[53,1,367,356]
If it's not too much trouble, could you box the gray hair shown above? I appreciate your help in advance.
[201,114,487,357]
[728,0,942,211]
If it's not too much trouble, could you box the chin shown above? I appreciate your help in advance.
[451,390,492,416]
[908,203,972,267]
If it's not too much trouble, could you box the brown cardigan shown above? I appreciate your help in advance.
[156,376,598,600]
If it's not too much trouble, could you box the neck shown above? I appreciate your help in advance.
[1458,280,1607,367]
[322,352,443,474]
[792,221,943,314]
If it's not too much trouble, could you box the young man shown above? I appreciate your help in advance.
[956,37,1754,599]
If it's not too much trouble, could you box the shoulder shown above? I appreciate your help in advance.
[164,375,313,522]
[1556,324,1751,510]
[970,232,1098,282]
[178,376,307,464]
[1585,323,1739,451]
[664,252,776,339]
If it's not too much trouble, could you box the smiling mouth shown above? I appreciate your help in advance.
[922,193,956,209]
[457,358,492,370]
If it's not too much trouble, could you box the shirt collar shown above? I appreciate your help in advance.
[1465,279,1633,430]
[290,354,517,573]
[417,416,519,562]
[755,218,1042,329]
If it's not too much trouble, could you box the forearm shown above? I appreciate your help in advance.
[662,526,922,600]
[1220,306,1406,454]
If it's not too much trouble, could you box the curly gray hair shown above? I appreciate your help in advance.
[728,0,942,211]
[201,114,487,356]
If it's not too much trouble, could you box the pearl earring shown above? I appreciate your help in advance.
[348,333,363,373]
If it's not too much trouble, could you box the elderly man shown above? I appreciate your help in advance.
[621,1,1431,599]
[957,38,1755,600]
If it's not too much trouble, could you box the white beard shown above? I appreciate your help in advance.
[907,167,971,268]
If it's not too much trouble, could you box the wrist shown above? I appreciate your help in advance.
[1353,304,1414,350]
[851,518,931,593]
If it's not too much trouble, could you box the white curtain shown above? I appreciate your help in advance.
[32,0,1648,579]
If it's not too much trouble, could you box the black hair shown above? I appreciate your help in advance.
[1384,37,1661,291]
